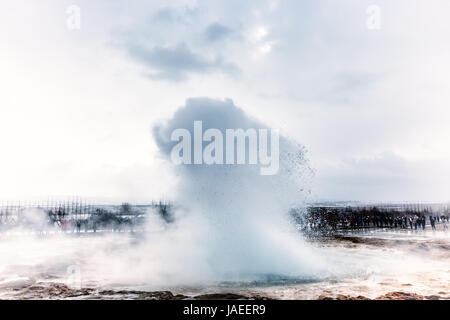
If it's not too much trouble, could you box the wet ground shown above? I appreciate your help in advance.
[0,228,448,300]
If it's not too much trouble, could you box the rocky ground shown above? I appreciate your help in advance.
[1,282,448,300]
[318,291,447,300]
[1,282,270,300]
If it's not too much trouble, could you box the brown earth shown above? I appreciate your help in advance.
[4,282,270,300]
[5,282,448,300]
[318,291,448,300]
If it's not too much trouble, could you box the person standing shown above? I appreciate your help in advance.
[430,216,436,230]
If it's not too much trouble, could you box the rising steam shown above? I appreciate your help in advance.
[149,97,322,281]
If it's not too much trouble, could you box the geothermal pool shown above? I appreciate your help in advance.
[0,229,448,300]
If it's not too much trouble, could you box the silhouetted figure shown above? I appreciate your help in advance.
[430,216,436,230]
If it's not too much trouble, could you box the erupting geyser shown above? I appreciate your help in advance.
[151,98,323,282]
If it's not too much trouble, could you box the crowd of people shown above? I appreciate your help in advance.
[294,207,450,234]
[0,203,147,233]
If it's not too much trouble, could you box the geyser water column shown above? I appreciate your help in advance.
[153,98,321,281]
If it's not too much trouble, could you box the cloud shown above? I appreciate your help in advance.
[4,0,450,202]
[153,8,176,22]
[152,6,197,24]
[127,42,238,81]
[204,23,232,42]
[117,3,243,82]
[333,71,382,93]
[317,71,385,106]
[314,152,450,202]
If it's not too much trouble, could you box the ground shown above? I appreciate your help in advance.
[0,229,448,300]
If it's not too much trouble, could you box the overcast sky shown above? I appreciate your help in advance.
[1,0,450,203]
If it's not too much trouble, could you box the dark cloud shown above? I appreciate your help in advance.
[127,42,238,81]
[152,7,197,24]
[204,23,232,42]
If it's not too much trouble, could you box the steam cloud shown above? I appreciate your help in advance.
[151,98,322,281]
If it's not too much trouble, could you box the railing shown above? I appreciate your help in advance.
[0,200,172,234]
